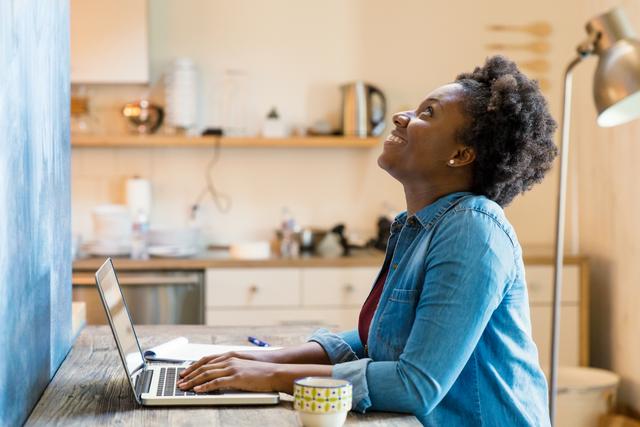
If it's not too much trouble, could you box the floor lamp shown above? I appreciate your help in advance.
[551,6,640,424]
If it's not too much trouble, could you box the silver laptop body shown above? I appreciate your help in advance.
[95,258,280,406]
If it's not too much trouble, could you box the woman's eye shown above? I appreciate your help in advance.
[419,106,434,119]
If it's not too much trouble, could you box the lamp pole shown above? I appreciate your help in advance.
[549,54,584,425]
[550,28,602,424]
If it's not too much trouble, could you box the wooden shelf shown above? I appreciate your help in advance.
[71,134,380,148]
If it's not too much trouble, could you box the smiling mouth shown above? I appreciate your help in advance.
[384,133,407,146]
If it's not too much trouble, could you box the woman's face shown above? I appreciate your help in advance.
[378,83,474,184]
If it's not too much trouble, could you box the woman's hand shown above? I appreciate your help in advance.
[176,357,281,393]
[179,350,277,381]
[178,342,332,382]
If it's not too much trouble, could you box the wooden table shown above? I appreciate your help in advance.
[26,325,419,426]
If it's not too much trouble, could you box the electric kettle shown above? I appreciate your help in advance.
[341,81,386,137]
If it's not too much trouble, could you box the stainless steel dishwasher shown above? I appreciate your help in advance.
[73,270,204,325]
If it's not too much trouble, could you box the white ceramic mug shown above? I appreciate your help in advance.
[293,377,352,427]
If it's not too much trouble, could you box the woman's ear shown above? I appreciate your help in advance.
[448,147,476,167]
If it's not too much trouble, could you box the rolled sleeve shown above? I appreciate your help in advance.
[337,329,366,359]
[332,358,373,412]
[307,328,359,364]
[308,329,373,411]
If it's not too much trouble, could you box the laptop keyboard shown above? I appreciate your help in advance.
[155,367,220,397]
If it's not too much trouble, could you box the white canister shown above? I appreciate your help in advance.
[165,58,198,130]
[125,176,152,218]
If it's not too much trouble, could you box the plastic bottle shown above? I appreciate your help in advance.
[279,208,300,258]
[130,210,149,260]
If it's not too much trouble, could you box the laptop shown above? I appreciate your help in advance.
[94,257,280,406]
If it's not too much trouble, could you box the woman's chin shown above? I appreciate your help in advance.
[377,152,390,171]
[377,153,401,179]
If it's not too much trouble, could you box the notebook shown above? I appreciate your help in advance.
[143,337,281,363]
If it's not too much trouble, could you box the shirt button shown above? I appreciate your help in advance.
[407,217,417,226]
[392,263,398,270]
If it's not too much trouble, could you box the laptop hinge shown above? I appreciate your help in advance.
[134,369,153,396]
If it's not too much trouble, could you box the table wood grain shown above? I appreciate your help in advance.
[26,325,420,426]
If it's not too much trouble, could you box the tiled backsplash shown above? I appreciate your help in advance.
[72,144,404,245]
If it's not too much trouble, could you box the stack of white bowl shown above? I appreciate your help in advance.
[147,228,201,258]
[164,58,198,130]
[86,205,132,256]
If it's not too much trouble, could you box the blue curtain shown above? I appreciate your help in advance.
[0,1,71,425]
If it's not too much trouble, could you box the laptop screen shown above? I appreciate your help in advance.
[95,259,145,376]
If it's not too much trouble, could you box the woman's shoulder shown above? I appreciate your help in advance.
[442,194,518,246]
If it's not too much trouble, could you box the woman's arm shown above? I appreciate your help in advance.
[329,210,516,414]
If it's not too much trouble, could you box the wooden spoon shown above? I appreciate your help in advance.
[518,59,551,73]
[533,77,551,91]
[488,22,552,38]
[486,41,551,54]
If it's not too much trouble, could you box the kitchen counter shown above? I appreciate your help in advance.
[72,248,585,271]
[26,325,420,426]
[73,249,387,271]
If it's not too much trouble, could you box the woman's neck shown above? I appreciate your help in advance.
[403,181,470,216]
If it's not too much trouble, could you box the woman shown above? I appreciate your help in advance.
[177,55,557,425]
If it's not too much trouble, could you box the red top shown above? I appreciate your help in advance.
[358,263,390,351]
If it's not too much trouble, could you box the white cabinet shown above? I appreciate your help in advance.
[206,308,360,329]
[206,268,301,308]
[301,267,379,307]
[70,0,149,83]
[525,261,588,371]
[526,265,580,304]
[530,305,580,372]
[205,267,379,331]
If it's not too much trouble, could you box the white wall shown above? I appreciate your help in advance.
[73,0,581,248]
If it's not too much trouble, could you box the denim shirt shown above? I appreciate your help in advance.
[308,192,550,426]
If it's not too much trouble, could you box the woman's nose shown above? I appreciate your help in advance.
[392,112,410,128]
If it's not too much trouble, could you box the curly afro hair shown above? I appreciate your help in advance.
[455,55,558,207]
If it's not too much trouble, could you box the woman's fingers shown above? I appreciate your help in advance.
[194,375,236,393]
[178,367,232,390]
[207,352,239,365]
[178,360,228,385]
[180,356,214,377]
[179,352,239,378]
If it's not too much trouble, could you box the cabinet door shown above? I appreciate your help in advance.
[530,305,580,372]
[301,267,379,307]
[206,268,301,308]
[71,0,149,83]
[525,264,580,304]
[206,308,359,332]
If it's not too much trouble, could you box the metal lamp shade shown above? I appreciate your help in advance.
[595,38,640,127]
[589,8,640,127]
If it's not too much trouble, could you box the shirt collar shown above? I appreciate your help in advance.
[393,191,474,230]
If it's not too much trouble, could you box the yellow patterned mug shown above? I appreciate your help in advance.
[293,377,352,427]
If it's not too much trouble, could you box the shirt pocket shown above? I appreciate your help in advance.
[376,288,419,357]
[388,288,419,304]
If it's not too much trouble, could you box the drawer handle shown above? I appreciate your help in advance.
[344,284,354,293]
[249,285,259,294]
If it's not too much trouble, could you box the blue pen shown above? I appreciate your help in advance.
[248,336,270,347]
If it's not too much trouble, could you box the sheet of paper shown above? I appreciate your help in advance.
[143,337,280,362]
